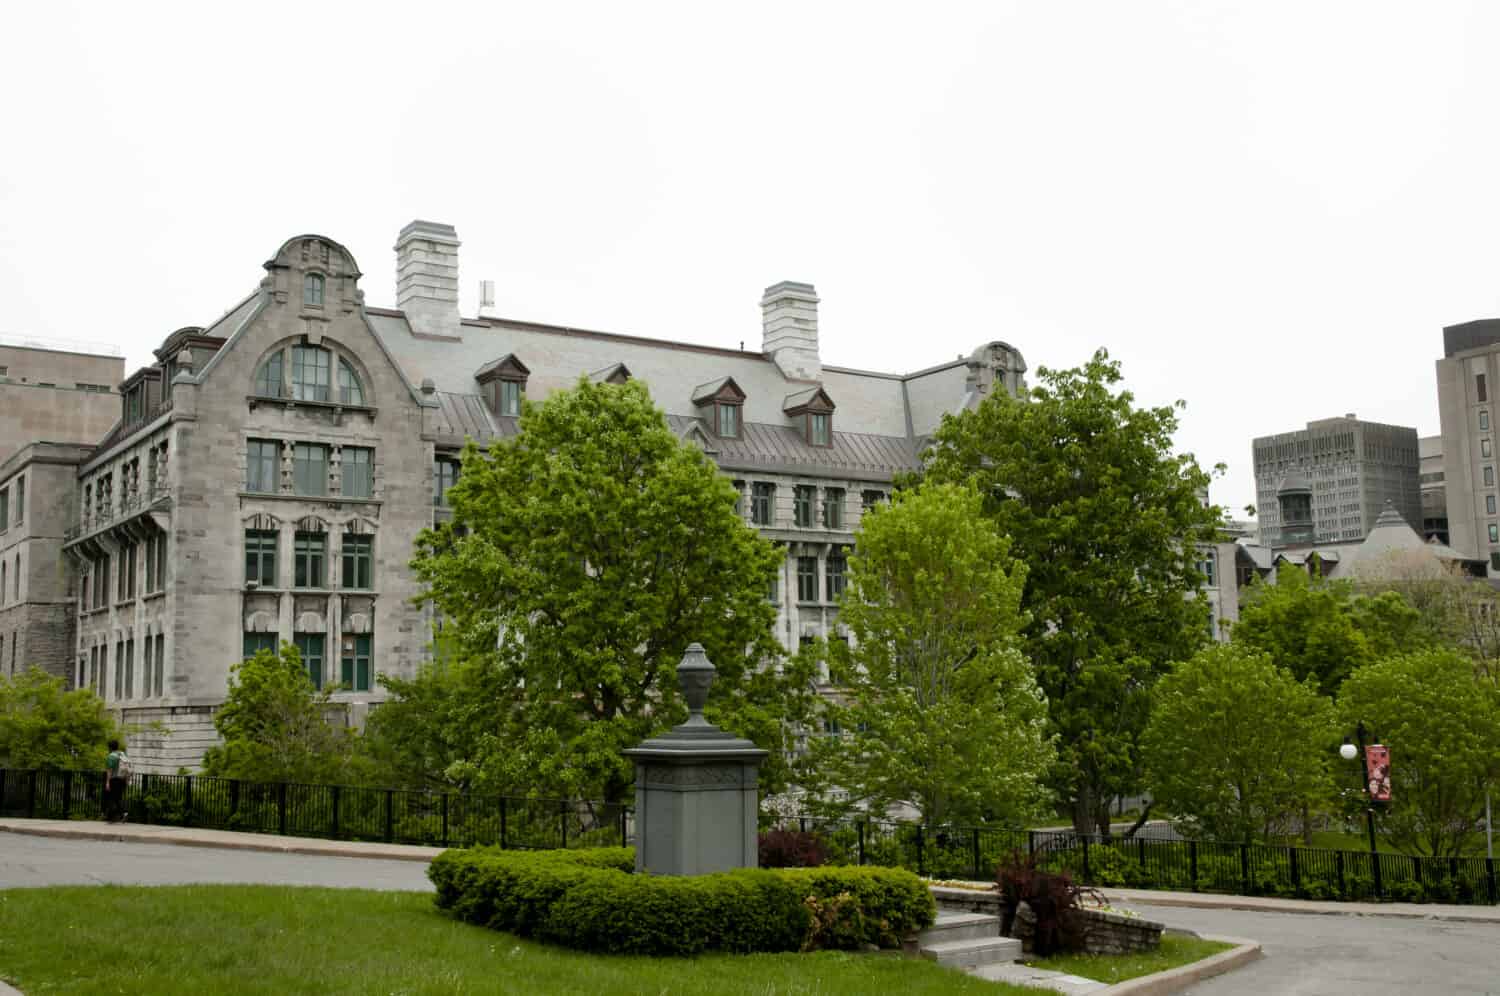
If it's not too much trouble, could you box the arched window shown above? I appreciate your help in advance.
[255,352,284,398]
[304,273,325,308]
[291,346,331,402]
[338,359,364,405]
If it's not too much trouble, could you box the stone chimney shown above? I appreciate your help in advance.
[395,220,461,337]
[761,281,820,382]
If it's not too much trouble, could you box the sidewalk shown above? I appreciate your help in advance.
[0,818,444,863]
[1101,886,1500,925]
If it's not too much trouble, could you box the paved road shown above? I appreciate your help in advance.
[1130,902,1500,996]
[0,833,434,892]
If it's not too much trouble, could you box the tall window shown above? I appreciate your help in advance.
[861,490,884,512]
[255,352,284,398]
[154,531,167,592]
[1486,466,1496,488]
[1490,524,1498,544]
[716,403,740,439]
[243,632,277,659]
[245,530,277,586]
[794,486,816,527]
[1483,411,1491,431]
[12,475,21,525]
[822,488,845,529]
[341,535,373,589]
[342,447,373,498]
[293,443,329,496]
[341,634,372,691]
[825,549,847,600]
[118,543,136,600]
[153,633,165,697]
[797,555,818,602]
[303,273,325,307]
[93,556,110,608]
[1488,496,1496,516]
[294,531,326,588]
[809,413,831,447]
[124,639,134,700]
[1480,373,1489,404]
[1486,440,1493,459]
[337,359,364,405]
[295,633,325,690]
[145,535,157,593]
[434,458,461,506]
[1200,552,1218,585]
[751,483,775,525]
[0,488,7,531]
[499,380,522,417]
[247,439,279,493]
[291,346,331,402]
[114,641,124,698]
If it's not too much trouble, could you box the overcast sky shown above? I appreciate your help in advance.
[4,1,1499,514]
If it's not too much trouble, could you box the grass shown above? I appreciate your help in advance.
[1024,935,1234,984]
[0,885,1040,996]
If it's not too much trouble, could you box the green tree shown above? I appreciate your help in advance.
[201,645,359,784]
[1233,563,1428,696]
[1337,648,1500,857]
[1141,644,1335,842]
[410,377,813,804]
[0,667,118,769]
[810,483,1053,826]
[920,349,1220,836]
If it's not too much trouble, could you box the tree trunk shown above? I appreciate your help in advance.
[1070,788,1095,837]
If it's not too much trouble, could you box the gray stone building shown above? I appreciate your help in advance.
[1251,415,1421,549]
[1435,319,1500,569]
[28,221,1029,771]
[0,341,124,466]
[1419,434,1448,544]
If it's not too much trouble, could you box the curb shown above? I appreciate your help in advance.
[0,822,443,864]
[1095,935,1261,996]
[1102,890,1500,926]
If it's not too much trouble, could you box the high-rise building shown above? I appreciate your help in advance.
[1434,319,1500,568]
[1419,434,1448,544]
[1251,416,1420,549]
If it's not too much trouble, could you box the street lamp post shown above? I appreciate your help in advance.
[1340,720,1382,899]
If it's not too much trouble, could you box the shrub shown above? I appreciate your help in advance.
[428,846,934,956]
[758,829,827,868]
[994,850,1103,956]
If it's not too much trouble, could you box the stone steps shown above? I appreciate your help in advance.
[917,911,1022,968]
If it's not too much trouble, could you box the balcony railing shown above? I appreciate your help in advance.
[65,485,171,542]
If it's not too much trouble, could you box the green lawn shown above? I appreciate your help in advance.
[0,885,1041,996]
[1025,935,1233,984]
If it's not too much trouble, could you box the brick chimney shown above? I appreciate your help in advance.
[396,220,461,337]
[761,281,820,382]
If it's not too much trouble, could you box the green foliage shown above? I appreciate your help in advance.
[411,378,815,804]
[919,349,1221,834]
[1141,643,1335,842]
[0,667,117,769]
[428,846,935,956]
[1337,648,1500,857]
[810,483,1053,825]
[200,645,359,784]
[1232,563,1429,696]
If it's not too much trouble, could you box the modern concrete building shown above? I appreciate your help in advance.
[1251,415,1421,549]
[16,221,1030,771]
[1435,319,1500,569]
[1419,434,1448,544]
[0,341,124,466]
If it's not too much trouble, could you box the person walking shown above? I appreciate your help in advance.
[103,739,131,823]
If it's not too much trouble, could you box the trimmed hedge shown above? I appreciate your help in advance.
[427,847,936,956]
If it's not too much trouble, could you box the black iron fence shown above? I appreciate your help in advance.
[0,769,629,852]
[788,815,1500,906]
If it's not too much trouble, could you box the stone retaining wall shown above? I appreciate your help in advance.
[930,884,1164,955]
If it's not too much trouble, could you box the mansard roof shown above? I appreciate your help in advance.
[691,376,746,406]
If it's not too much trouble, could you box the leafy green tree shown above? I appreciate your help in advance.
[1141,644,1335,842]
[1233,563,1428,696]
[201,645,359,784]
[809,483,1053,826]
[410,377,814,804]
[920,349,1220,836]
[1337,648,1500,857]
[0,667,118,769]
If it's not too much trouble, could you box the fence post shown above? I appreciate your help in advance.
[858,821,866,866]
[916,825,926,878]
[1137,836,1145,870]
[1082,833,1091,884]
[384,790,394,843]
[972,828,981,881]
[27,770,36,819]
[1240,844,1250,894]
[1336,850,1346,898]
[62,771,74,820]
[183,775,193,828]
[1373,851,1383,900]
[441,793,449,848]
[229,779,240,824]
[331,786,341,839]
[1189,840,1199,892]
[500,797,508,850]
[619,805,628,848]
[1289,846,1300,897]
[800,816,807,834]
[1487,858,1496,904]
[278,782,288,837]
[1028,830,1036,858]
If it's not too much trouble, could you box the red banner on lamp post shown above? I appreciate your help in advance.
[1365,745,1391,802]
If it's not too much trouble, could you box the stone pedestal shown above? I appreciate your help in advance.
[623,643,767,876]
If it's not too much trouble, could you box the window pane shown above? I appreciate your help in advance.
[341,634,372,691]
[752,482,774,525]
[245,530,277,586]
[295,531,326,588]
[823,488,844,528]
[255,353,284,398]
[242,631,277,659]
[338,359,363,405]
[1487,466,1496,488]
[342,447,373,498]
[718,403,738,437]
[826,551,846,599]
[1483,411,1491,431]
[291,346,331,402]
[296,633,324,689]
[247,439,279,492]
[434,459,460,506]
[810,413,830,446]
[797,555,818,602]
[293,444,327,496]
[500,380,522,416]
[342,535,372,589]
[304,273,324,307]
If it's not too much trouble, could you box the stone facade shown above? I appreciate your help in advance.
[1436,320,1500,569]
[0,344,124,467]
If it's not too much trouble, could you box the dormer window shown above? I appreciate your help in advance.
[716,402,741,439]
[475,354,530,417]
[691,376,747,439]
[782,386,836,448]
[304,273,325,308]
